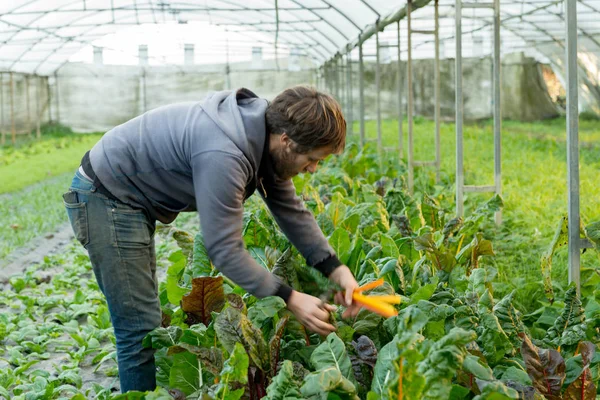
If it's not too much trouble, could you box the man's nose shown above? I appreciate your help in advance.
[306,162,318,174]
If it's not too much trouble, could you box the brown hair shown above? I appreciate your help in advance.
[265,85,346,154]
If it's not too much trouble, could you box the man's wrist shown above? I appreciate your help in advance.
[274,282,294,303]
[313,254,342,277]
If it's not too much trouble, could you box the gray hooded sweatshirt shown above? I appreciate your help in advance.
[87,88,341,300]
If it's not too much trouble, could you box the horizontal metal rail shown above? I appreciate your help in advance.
[410,29,435,34]
[462,2,494,8]
[413,160,437,167]
[463,185,496,193]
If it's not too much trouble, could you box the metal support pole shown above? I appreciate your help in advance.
[342,55,347,119]
[329,61,333,95]
[10,72,15,145]
[46,78,52,124]
[0,73,4,145]
[565,0,580,294]
[455,0,464,216]
[375,23,382,153]
[140,69,148,113]
[434,0,441,183]
[359,42,365,147]
[397,20,403,159]
[328,61,332,94]
[54,72,60,125]
[493,0,502,225]
[407,1,415,193]
[35,76,41,139]
[346,51,353,136]
[331,61,335,95]
[334,56,340,102]
[26,75,31,138]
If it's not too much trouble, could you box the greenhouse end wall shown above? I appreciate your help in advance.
[0,52,581,135]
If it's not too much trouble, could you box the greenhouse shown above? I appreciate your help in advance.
[0,0,599,398]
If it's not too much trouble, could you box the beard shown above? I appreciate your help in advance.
[271,145,298,181]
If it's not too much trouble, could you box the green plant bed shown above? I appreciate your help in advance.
[0,135,598,399]
[354,117,600,308]
[0,125,102,194]
[0,173,73,260]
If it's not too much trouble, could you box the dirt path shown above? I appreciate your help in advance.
[0,223,75,281]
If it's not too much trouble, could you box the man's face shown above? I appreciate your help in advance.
[271,135,335,181]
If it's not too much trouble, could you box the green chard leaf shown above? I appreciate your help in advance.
[169,350,203,395]
[142,326,183,350]
[543,286,587,350]
[248,296,286,329]
[310,333,356,385]
[214,306,269,372]
[417,328,477,400]
[269,315,290,378]
[540,216,568,303]
[264,360,303,400]
[492,291,528,348]
[300,367,359,400]
[210,342,249,400]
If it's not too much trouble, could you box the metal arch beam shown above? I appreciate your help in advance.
[210,22,329,60]
[205,0,337,57]
[409,0,563,52]
[536,7,600,49]
[358,0,380,18]
[579,0,600,14]
[317,1,362,31]
[2,0,330,72]
[0,6,335,16]
[342,0,433,54]
[1,0,41,15]
[284,0,349,51]
[7,2,328,74]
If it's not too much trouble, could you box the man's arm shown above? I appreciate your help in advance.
[259,177,362,317]
[193,152,341,333]
[258,177,342,277]
[192,151,292,300]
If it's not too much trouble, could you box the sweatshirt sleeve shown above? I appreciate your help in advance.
[192,151,293,301]
[259,177,342,277]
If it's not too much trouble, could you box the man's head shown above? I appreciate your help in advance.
[265,85,346,180]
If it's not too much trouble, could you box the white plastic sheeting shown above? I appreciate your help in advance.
[0,0,599,76]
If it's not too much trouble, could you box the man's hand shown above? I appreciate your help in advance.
[287,290,337,336]
[329,265,361,319]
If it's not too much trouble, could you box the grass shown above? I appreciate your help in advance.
[0,172,74,260]
[0,125,102,193]
[0,126,104,260]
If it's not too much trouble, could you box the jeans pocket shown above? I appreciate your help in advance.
[111,206,153,248]
[63,191,90,247]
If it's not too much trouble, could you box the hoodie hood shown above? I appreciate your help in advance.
[199,88,268,173]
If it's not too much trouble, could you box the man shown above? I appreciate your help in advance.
[63,85,360,393]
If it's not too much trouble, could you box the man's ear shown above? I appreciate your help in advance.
[279,132,290,145]
[279,133,294,151]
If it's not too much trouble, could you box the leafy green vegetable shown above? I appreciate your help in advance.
[543,286,587,351]
[520,333,565,399]
[264,360,303,400]
[310,333,356,385]
[181,277,225,326]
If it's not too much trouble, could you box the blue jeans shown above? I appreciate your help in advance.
[63,169,160,393]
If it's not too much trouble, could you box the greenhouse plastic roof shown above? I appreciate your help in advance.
[1,0,600,76]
